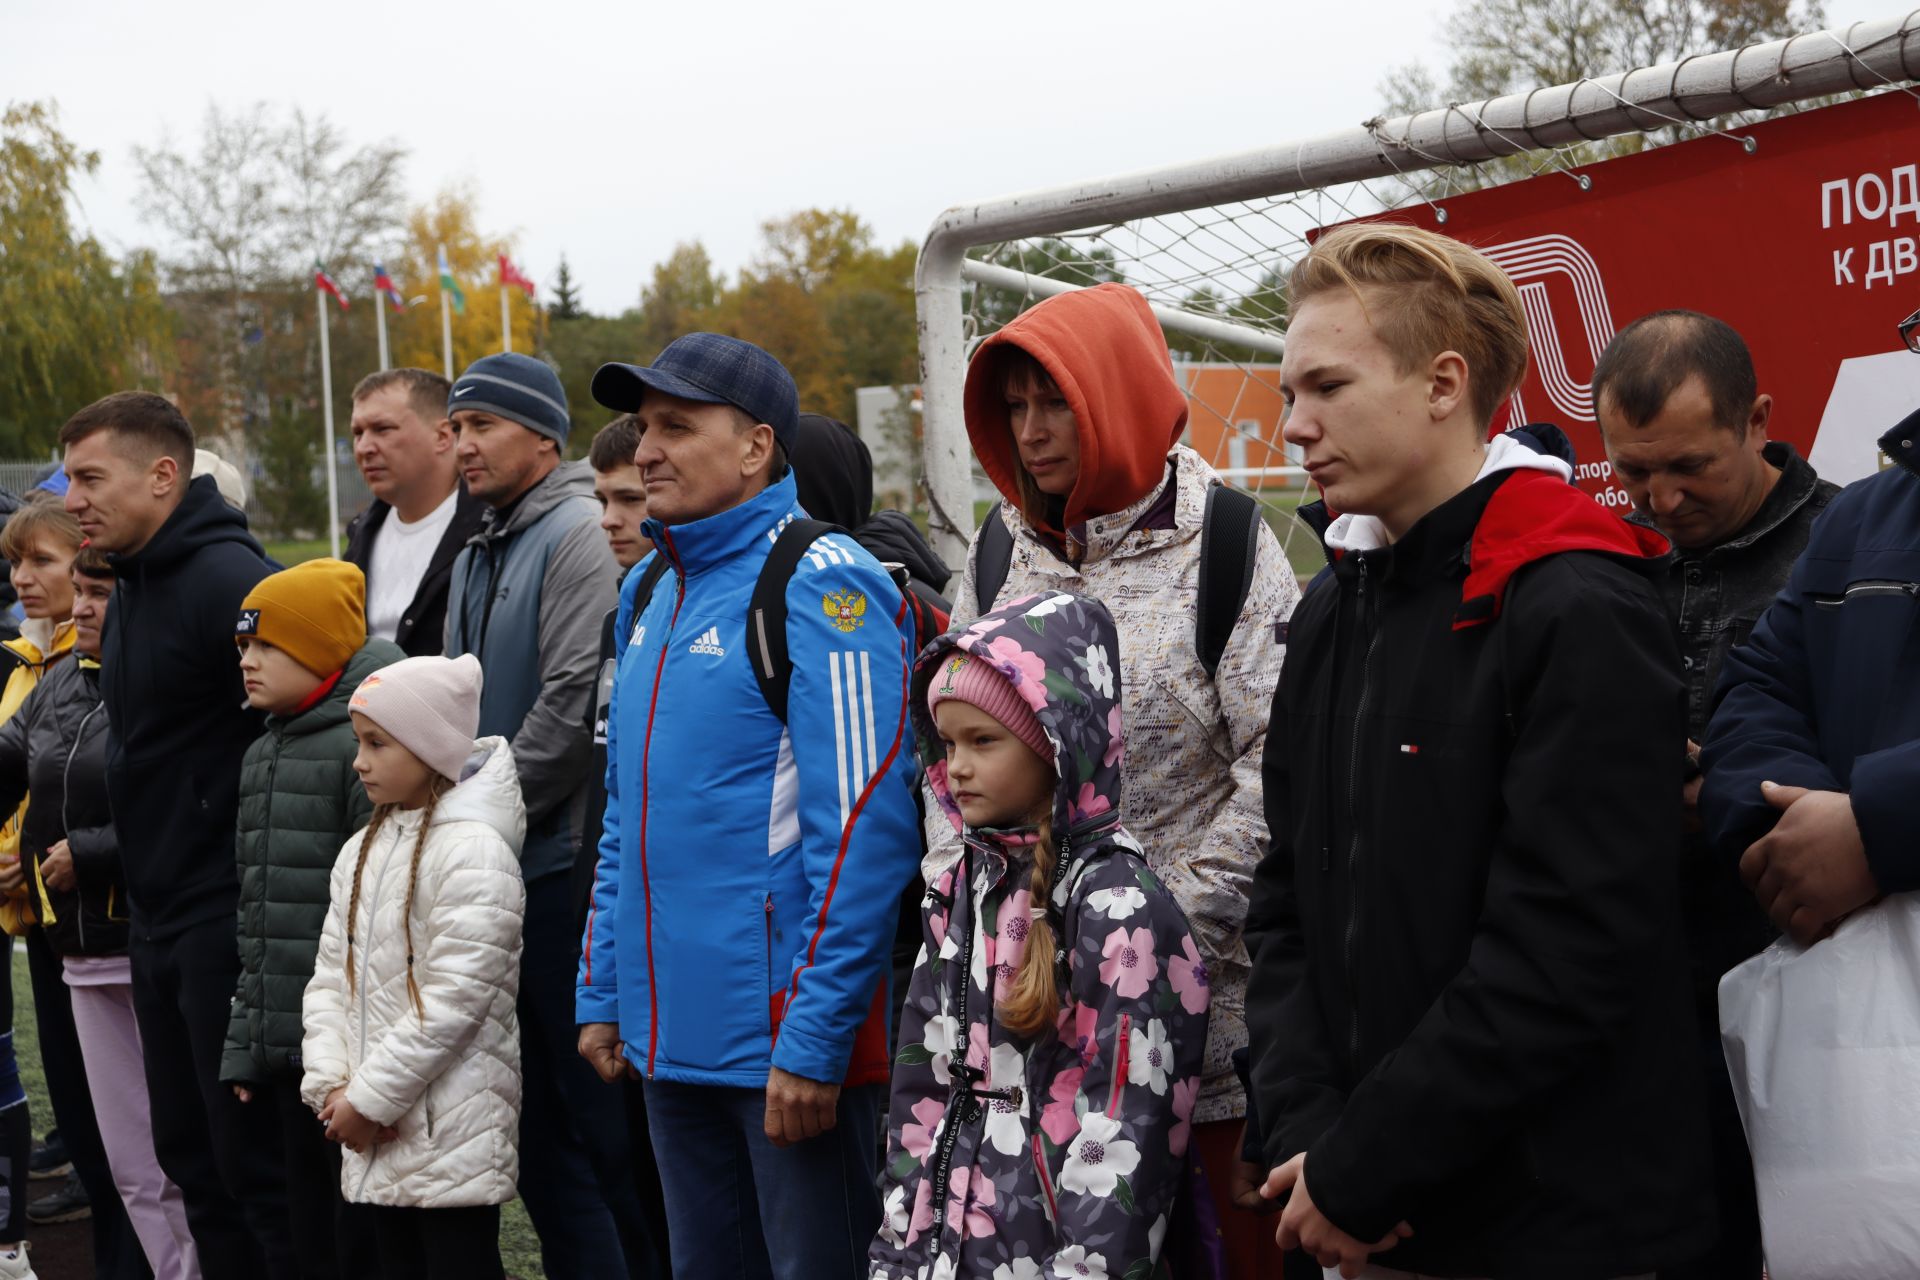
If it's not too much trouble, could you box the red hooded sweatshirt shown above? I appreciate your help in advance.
[963,283,1189,535]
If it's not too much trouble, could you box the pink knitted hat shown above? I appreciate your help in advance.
[926,651,1053,761]
[349,654,483,782]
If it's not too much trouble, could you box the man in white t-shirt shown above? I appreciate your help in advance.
[342,368,486,656]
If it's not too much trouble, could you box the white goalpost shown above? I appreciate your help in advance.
[912,12,1920,571]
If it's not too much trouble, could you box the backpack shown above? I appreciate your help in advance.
[624,518,948,720]
[973,483,1263,679]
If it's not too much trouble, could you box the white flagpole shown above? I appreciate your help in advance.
[374,280,391,371]
[441,286,454,379]
[501,278,513,354]
[317,288,341,558]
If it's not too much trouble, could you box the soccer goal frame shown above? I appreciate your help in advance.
[912,12,1920,567]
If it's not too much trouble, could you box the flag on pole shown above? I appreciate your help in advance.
[499,253,537,297]
[314,262,349,310]
[373,263,405,312]
[438,245,466,313]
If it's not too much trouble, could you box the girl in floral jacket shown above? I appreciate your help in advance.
[870,590,1210,1280]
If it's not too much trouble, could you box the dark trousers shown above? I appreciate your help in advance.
[624,1079,674,1278]
[642,1078,882,1280]
[368,1204,503,1280]
[129,918,293,1280]
[516,869,664,1279]
[1660,1018,1760,1280]
[23,929,150,1280]
[270,1074,376,1280]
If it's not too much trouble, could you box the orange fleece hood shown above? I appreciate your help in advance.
[963,283,1188,532]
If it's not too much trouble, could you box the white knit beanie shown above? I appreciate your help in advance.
[349,654,483,782]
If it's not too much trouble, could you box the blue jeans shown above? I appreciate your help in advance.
[642,1078,881,1280]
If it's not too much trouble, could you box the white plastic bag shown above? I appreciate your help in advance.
[1719,894,1920,1280]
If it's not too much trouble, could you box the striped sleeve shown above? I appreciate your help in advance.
[768,536,924,1082]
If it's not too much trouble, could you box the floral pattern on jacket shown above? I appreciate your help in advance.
[871,591,1209,1280]
[930,446,1297,1124]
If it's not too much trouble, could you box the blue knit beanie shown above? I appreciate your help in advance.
[448,353,571,446]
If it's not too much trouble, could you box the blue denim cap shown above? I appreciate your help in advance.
[591,333,800,451]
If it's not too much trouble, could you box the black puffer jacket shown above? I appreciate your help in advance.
[1247,464,1714,1278]
[0,656,126,955]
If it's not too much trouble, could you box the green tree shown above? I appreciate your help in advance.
[965,238,1126,333]
[550,256,585,321]
[545,312,650,448]
[253,398,327,538]
[635,241,723,358]
[0,101,172,455]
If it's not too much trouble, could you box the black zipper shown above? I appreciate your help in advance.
[1342,557,1379,1069]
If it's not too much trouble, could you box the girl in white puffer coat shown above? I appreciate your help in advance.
[301,654,526,1280]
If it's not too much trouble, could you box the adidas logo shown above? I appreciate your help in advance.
[688,626,726,658]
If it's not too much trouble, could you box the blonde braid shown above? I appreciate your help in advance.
[399,779,452,1020]
[998,810,1063,1039]
[344,805,394,996]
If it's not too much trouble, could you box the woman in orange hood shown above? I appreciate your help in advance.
[927,281,1302,1274]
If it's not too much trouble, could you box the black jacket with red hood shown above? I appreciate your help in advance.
[1246,429,1714,1278]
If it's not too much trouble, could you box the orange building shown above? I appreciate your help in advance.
[1175,363,1297,492]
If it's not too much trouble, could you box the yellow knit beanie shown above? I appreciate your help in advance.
[235,559,367,677]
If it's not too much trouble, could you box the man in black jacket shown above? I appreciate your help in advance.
[1594,311,1839,1280]
[342,368,486,656]
[1246,224,1711,1279]
[60,392,292,1279]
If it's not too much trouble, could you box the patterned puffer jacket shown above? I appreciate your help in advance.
[300,736,526,1208]
[937,282,1300,1125]
[871,590,1210,1280]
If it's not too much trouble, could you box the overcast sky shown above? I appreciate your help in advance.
[6,0,1889,317]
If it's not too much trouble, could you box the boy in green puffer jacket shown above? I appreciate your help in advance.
[220,558,402,1279]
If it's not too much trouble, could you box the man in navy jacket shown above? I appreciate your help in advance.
[1701,307,1920,944]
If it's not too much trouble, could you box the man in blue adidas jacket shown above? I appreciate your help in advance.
[576,334,920,1279]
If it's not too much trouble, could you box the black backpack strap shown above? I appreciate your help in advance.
[973,504,1013,616]
[629,555,673,626]
[1196,483,1263,679]
[747,519,845,725]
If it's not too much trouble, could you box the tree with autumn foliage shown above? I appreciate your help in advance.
[384,187,539,377]
[0,102,172,455]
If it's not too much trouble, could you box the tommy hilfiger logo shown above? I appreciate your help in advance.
[688,627,726,658]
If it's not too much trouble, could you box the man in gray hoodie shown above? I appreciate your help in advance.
[443,353,661,1278]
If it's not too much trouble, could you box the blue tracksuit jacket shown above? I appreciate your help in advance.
[576,473,921,1086]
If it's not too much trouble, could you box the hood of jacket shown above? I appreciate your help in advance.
[855,510,952,594]
[111,474,266,573]
[275,638,407,739]
[964,283,1188,533]
[1309,424,1669,630]
[788,413,952,593]
[789,413,873,529]
[911,590,1126,904]
[472,459,596,544]
[3,618,74,671]
[388,735,526,853]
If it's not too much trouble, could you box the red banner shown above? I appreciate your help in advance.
[1332,91,1920,505]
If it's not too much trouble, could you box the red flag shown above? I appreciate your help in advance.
[499,253,537,298]
[314,262,349,310]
